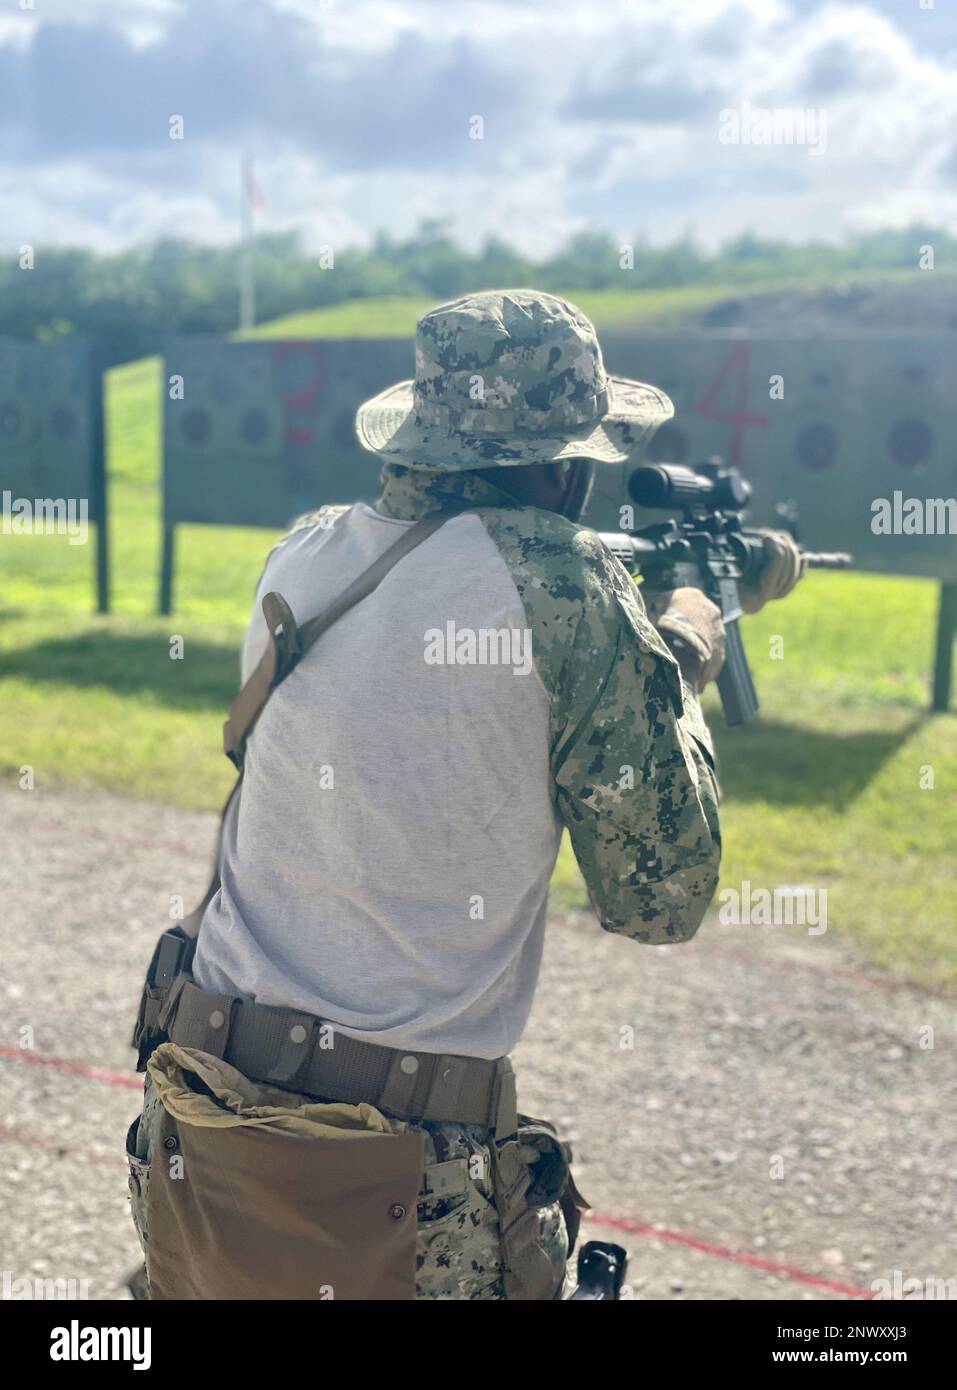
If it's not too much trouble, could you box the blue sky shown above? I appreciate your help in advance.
[3,0,955,256]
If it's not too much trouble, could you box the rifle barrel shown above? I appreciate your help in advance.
[801,551,852,569]
[597,532,852,572]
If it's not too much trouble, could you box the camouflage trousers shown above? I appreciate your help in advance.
[128,1076,568,1301]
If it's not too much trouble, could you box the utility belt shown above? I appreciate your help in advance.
[136,950,519,1136]
[129,511,586,1300]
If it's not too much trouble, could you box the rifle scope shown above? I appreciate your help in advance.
[629,462,752,512]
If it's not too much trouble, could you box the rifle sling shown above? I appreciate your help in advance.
[223,509,459,771]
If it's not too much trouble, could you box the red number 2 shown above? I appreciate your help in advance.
[273,342,324,446]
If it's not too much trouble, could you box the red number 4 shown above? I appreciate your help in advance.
[692,343,768,468]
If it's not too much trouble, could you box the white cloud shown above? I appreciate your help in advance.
[2,0,954,256]
[4,0,178,47]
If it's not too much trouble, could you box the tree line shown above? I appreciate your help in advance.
[4,220,951,368]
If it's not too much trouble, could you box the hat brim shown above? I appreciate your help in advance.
[355,375,674,470]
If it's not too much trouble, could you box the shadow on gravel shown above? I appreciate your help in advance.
[0,631,237,710]
[713,715,925,810]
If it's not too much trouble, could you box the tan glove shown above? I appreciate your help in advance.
[644,586,726,693]
[739,529,806,615]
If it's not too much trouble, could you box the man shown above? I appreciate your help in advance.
[128,290,801,1299]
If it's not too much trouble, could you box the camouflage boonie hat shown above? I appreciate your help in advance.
[355,289,674,470]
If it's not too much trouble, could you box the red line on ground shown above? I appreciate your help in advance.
[1,1044,874,1300]
[584,1212,875,1299]
[0,1044,142,1091]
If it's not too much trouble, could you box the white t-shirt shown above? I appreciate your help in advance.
[193,504,563,1060]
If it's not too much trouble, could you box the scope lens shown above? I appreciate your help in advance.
[628,466,672,507]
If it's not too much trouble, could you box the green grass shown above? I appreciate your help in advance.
[240,268,930,340]
[245,285,758,340]
[2,288,955,988]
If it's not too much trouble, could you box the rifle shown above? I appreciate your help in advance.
[594,460,852,725]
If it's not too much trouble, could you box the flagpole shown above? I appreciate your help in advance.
[239,153,255,331]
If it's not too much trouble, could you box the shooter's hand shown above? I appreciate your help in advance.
[739,529,806,614]
[645,587,726,693]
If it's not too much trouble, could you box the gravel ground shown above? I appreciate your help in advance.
[1,785,954,1302]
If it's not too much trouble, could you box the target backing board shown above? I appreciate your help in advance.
[163,337,412,530]
[596,336,957,582]
[0,336,101,510]
[0,336,107,608]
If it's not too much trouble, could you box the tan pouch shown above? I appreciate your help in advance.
[143,1044,424,1301]
[491,1135,562,1301]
